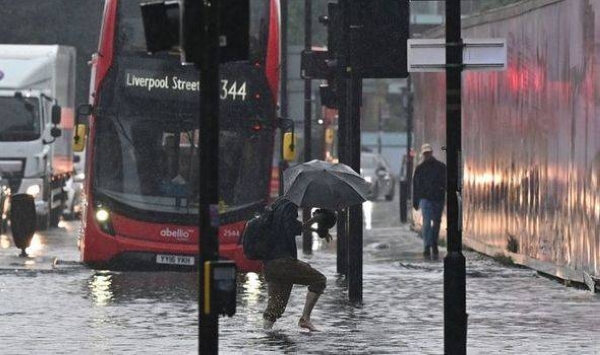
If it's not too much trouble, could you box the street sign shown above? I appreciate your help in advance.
[407,38,506,72]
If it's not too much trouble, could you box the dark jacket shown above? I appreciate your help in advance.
[412,157,447,207]
[265,198,302,260]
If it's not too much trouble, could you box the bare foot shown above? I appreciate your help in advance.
[263,320,274,330]
[298,317,318,331]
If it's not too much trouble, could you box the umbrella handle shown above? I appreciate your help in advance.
[302,216,320,229]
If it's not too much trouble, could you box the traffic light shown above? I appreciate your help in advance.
[319,82,339,109]
[301,2,345,109]
[140,0,249,65]
[323,2,343,58]
[349,0,409,78]
[140,0,181,53]
[180,0,249,64]
[301,49,330,80]
[179,0,202,64]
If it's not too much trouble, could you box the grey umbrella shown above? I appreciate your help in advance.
[283,159,370,210]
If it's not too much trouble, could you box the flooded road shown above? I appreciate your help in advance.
[0,198,599,354]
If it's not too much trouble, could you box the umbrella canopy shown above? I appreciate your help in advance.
[283,159,371,210]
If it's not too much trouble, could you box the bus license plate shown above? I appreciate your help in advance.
[156,254,195,266]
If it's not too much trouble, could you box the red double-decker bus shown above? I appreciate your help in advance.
[76,0,280,271]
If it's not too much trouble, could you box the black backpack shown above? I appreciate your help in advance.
[240,206,276,260]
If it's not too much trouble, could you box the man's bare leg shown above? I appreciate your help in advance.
[298,291,320,331]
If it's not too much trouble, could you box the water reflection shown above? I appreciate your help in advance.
[25,234,44,257]
[242,272,263,304]
[86,269,271,308]
[87,271,198,305]
[363,200,373,230]
[89,271,114,306]
[262,330,298,352]
[0,234,10,249]
[0,233,46,255]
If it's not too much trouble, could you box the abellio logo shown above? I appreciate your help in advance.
[160,227,192,241]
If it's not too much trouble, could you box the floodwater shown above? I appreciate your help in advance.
[0,199,599,354]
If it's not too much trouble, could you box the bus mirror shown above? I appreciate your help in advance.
[283,132,296,161]
[51,104,62,125]
[73,124,87,152]
[76,104,92,126]
[51,127,62,138]
[278,117,294,131]
[77,104,92,116]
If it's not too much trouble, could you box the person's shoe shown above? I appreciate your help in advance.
[432,244,439,258]
[298,317,318,331]
[263,319,275,330]
[423,247,431,258]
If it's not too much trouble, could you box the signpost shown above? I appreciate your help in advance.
[198,1,220,353]
[407,3,506,353]
[407,38,506,72]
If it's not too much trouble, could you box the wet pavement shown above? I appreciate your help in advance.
[0,199,599,354]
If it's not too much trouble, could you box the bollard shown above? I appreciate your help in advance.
[10,193,37,257]
[399,180,407,223]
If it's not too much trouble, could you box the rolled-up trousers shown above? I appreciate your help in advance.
[262,257,327,322]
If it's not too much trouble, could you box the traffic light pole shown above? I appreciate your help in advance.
[444,1,468,354]
[400,75,413,224]
[335,1,349,276]
[346,0,363,304]
[405,74,413,208]
[302,0,313,255]
[198,0,220,353]
[279,0,288,198]
[336,72,349,275]
[346,73,363,304]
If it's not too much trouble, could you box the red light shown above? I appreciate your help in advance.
[252,123,262,131]
[255,93,261,99]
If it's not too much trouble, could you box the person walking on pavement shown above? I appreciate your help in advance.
[262,198,332,332]
[412,143,446,259]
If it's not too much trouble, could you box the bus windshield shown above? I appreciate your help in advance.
[92,0,276,220]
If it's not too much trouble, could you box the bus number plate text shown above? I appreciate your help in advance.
[156,254,195,266]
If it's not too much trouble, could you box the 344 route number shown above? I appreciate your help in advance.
[220,80,247,101]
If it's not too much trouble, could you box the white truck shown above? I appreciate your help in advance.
[0,45,76,229]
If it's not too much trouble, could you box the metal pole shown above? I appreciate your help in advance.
[377,102,382,155]
[199,0,220,353]
[302,0,313,254]
[278,0,288,197]
[405,75,413,198]
[346,0,362,304]
[335,0,349,276]
[444,1,467,354]
[400,75,413,224]
[347,74,363,304]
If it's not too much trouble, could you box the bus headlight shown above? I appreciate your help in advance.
[95,208,110,222]
[95,205,115,236]
[26,184,41,198]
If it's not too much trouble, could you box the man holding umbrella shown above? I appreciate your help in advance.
[262,159,369,331]
[262,198,334,332]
